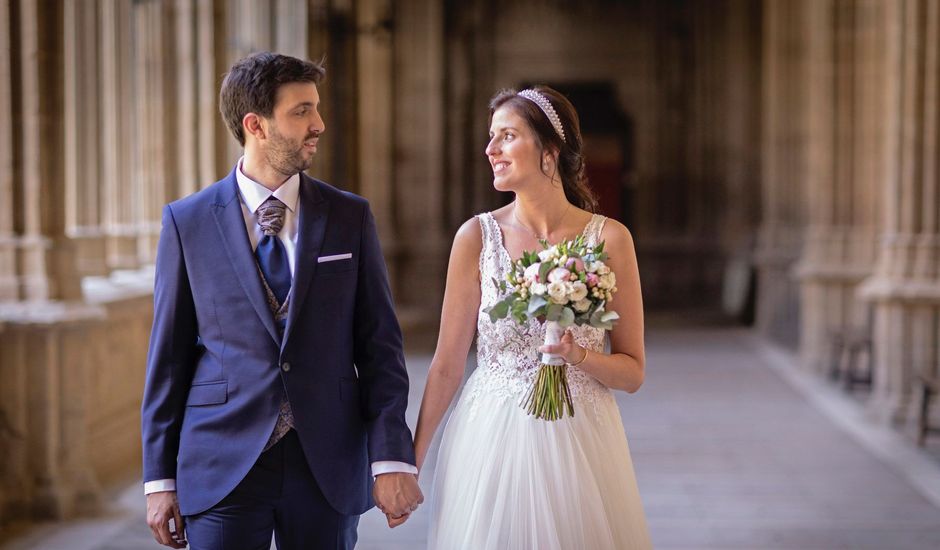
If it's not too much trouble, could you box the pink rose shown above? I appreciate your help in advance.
[586,273,600,287]
[565,257,585,273]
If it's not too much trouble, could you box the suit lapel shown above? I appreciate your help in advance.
[282,174,329,348]
[211,172,281,344]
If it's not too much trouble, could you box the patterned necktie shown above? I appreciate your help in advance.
[255,197,291,305]
[255,196,295,451]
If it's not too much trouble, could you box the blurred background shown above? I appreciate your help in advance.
[2,0,940,548]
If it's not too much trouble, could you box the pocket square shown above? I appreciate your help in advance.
[317,253,353,263]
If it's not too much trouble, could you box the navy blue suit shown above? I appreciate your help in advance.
[141,168,414,529]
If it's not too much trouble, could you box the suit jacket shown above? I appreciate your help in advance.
[141,167,414,516]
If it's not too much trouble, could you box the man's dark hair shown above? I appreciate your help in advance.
[219,52,325,146]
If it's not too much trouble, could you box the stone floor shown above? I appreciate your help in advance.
[4,326,940,549]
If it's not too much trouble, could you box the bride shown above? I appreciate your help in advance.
[412,85,651,550]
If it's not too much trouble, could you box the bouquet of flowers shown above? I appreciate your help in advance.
[484,235,620,420]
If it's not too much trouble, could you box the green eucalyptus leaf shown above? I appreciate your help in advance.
[545,303,563,322]
[486,299,510,322]
[600,310,620,323]
[558,306,575,327]
[539,262,553,283]
[527,295,548,315]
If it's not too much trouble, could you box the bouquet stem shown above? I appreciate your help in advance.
[522,321,575,420]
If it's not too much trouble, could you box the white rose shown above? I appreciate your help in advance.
[538,249,554,262]
[596,262,610,275]
[547,281,568,304]
[574,298,592,312]
[547,267,570,284]
[524,262,542,283]
[569,281,588,302]
[531,282,547,296]
[599,272,616,289]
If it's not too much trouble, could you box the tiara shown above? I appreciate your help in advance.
[517,89,566,142]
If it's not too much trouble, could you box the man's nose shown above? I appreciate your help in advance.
[311,113,325,134]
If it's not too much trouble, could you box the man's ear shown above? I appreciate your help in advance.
[243,113,266,141]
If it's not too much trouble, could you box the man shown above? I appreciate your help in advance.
[141,52,422,550]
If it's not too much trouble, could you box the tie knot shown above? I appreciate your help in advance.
[257,197,286,236]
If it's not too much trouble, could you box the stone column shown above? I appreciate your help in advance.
[174,0,198,198]
[275,0,307,58]
[356,0,394,239]
[756,0,810,346]
[63,0,108,278]
[860,0,940,423]
[0,0,15,299]
[197,0,229,185]
[794,0,886,373]
[392,0,448,335]
[100,0,139,270]
[17,0,81,301]
[133,0,177,263]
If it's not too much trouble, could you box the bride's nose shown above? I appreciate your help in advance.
[485,136,500,157]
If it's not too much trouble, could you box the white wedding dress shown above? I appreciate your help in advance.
[427,212,651,550]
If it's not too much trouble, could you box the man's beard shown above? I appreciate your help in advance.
[265,126,316,176]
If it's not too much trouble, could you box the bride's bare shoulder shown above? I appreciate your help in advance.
[451,215,484,255]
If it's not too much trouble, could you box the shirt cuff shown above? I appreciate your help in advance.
[371,461,418,477]
[144,479,177,494]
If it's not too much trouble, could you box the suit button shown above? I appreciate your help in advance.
[281,362,291,372]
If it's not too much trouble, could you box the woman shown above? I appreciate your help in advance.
[413,86,651,549]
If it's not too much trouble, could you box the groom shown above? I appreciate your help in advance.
[141,52,421,549]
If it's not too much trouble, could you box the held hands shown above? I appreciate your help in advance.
[538,329,587,365]
[373,472,424,528]
[146,491,186,549]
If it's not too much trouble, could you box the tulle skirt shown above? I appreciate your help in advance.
[427,373,652,550]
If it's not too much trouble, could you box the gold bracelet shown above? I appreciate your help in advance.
[567,346,588,367]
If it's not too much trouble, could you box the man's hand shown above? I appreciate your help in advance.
[373,472,423,527]
[385,511,410,528]
[146,491,187,548]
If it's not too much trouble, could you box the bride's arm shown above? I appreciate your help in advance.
[539,219,645,393]
[413,219,483,474]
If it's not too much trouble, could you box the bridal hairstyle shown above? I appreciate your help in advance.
[220,52,326,146]
[489,85,598,212]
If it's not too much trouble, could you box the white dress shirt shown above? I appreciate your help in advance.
[144,160,415,495]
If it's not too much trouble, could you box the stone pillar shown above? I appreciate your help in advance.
[860,0,940,423]
[100,0,140,270]
[275,0,307,58]
[0,0,15,299]
[197,0,229,185]
[794,0,886,373]
[174,0,199,198]
[17,0,81,301]
[63,0,108,278]
[356,0,394,238]
[133,0,177,263]
[756,0,809,346]
[392,0,448,334]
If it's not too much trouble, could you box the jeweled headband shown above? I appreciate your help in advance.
[517,89,566,143]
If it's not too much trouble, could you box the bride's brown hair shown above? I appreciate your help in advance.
[488,86,597,212]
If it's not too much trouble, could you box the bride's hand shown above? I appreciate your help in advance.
[538,329,587,365]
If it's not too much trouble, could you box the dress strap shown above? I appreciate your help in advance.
[476,212,500,279]
[583,214,608,247]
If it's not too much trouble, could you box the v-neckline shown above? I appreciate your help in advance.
[486,211,598,268]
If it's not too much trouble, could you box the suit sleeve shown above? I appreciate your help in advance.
[141,205,198,483]
[353,204,416,465]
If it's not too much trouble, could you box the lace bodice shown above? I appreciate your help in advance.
[463,211,616,419]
